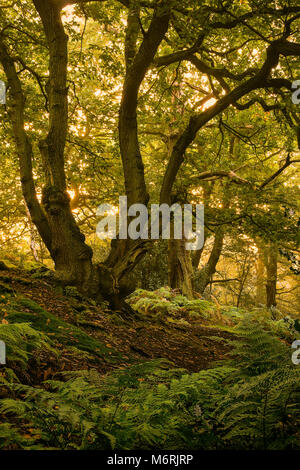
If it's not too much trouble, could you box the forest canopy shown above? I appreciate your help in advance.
[0,0,299,310]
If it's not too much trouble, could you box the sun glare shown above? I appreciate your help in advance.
[201,97,217,111]
[63,5,75,17]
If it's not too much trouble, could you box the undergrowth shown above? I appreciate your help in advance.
[0,314,299,450]
[0,293,121,363]
[127,287,217,325]
[127,288,299,342]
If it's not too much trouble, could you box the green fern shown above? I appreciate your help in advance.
[0,314,299,450]
[0,322,55,367]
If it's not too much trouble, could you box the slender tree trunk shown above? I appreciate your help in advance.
[196,227,225,295]
[255,245,266,305]
[25,205,39,262]
[236,256,251,308]
[265,243,278,308]
[193,154,231,297]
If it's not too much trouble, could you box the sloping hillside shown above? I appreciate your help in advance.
[0,263,234,377]
[0,262,299,451]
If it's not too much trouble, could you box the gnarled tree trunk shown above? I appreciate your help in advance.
[168,237,194,299]
[100,0,170,303]
[33,0,95,293]
[0,0,170,307]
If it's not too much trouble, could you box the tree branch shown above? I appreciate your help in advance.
[160,39,300,204]
[0,37,52,251]
[259,154,300,190]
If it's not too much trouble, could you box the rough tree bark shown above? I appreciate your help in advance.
[33,0,95,293]
[168,237,194,299]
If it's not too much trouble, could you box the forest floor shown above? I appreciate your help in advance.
[1,261,299,451]
[0,264,235,381]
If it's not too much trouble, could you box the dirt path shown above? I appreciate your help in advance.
[1,269,235,373]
